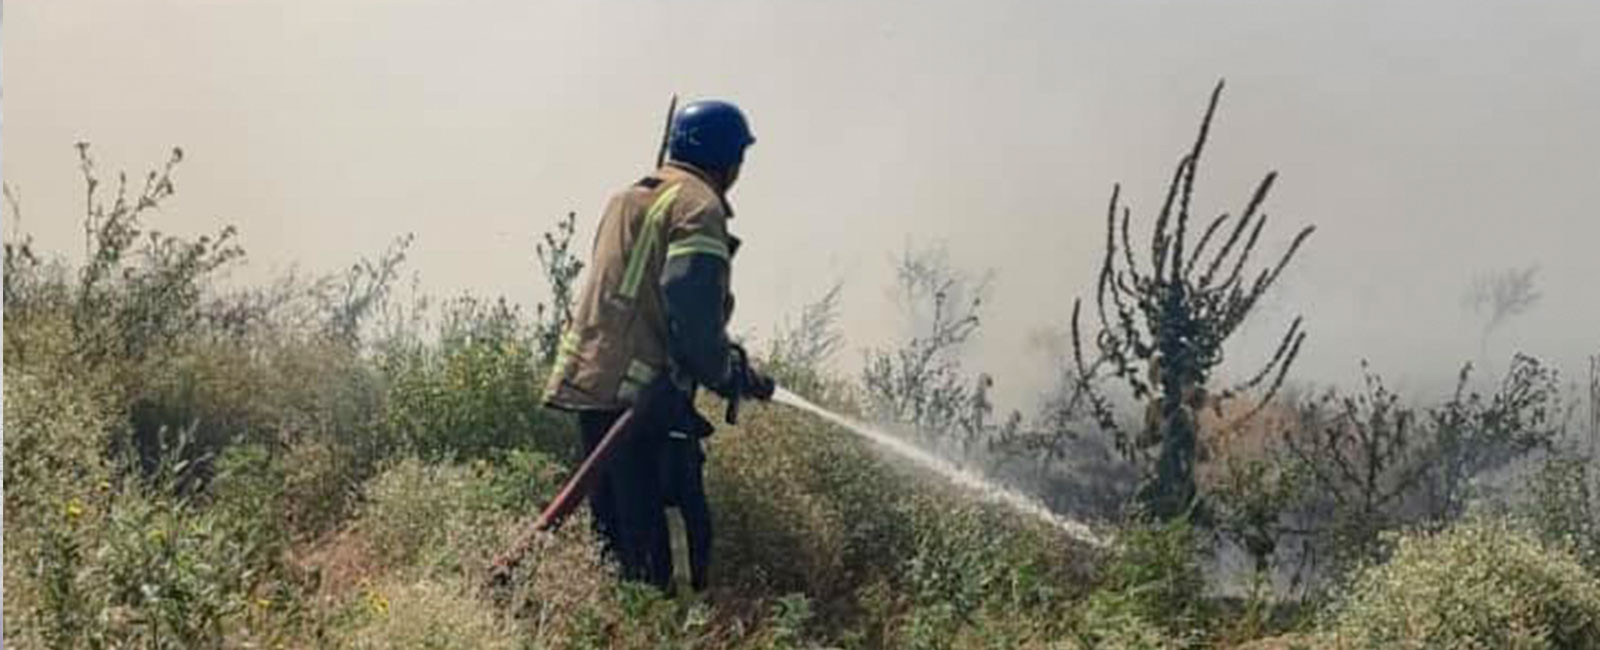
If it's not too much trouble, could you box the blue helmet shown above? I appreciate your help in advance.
[667,99,755,176]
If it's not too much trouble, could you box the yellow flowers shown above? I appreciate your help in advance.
[64,498,85,520]
[366,589,391,616]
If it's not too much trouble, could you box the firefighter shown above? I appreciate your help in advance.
[542,98,774,590]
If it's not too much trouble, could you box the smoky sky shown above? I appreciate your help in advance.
[6,0,1598,413]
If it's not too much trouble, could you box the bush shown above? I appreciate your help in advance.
[707,397,920,604]
[10,465,302,650]
[1213,356,1571,595]
[353,458,516,576]
[1325,517,1600,649]
[888,500,1079,650]
[707,389,1092,648]
[1065,617,1190,650]
[495,516,749,650]
[381,295,575,461]
[1075,516,1207,646]
[765,282,850,405]
[500,517,625,648]
[1531,452,1600,573]
[2,321,118,535]
[6,145,401,542]
[860,244,998,456]
[126,331,394,539]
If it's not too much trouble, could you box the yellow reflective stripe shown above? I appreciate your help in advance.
[619,184,682,299]
[666,234,729,261]
[625,359,657,383]
[616,360,658,403]
[617,360,663,403]
[550,330,575,365]
[546,330,580,398]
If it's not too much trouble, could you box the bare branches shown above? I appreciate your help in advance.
[324,233,414,345]
[772,281,844,372]
[863,244,994,446]
[768,281,848,403]
[1463,265,1541,362]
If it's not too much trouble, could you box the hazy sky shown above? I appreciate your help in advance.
[7,0,1599,412]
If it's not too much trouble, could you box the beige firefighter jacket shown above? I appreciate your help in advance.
[542,162,737,411]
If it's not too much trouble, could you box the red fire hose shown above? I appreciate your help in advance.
[533,409,637,531]
[489,408,637,579]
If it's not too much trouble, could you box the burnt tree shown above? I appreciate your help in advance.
[1071,81,1316,520]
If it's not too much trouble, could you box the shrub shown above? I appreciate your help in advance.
[127,330,394,538]
[381,295,575,461]
[2,323,117,534]
[707,387,1094,648]
[765,281,849,405]
[1325,517,1600,649]
[888,499,1080,650]
[1071,516,1205,648]
[906,500,1073,618]
[493,515,748,650]
[861,243,999,456]
[61,144,245,371]
[501,516,628,648]
[353,458,514,576]
[707,397,921,605]
[11,465,300,650]
[766,593,816,650]
[1215,355,1572,593]
[533,210,586,365]
[1530,452,1600,572]
[1422,354,1564,521]
[1066,617,1190,650]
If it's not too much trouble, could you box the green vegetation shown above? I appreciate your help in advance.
[6,130,1596,648]
[1324,517,1600,649]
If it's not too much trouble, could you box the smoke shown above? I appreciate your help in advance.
[6,0,1597,411]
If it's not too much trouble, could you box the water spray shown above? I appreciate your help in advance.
[772,386,1108,548]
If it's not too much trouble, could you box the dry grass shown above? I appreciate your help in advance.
[1196,396,1299,488]
[335,575,521,650]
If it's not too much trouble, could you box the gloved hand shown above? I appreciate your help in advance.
[722,343,774,426]
[728,343,774,401]
[744,366,775,401]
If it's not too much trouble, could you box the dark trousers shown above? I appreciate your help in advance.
[578,409,671,589]
[659,436,713,591]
